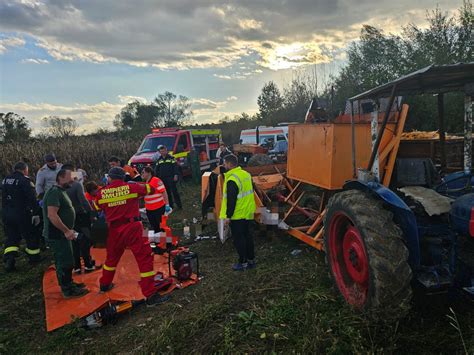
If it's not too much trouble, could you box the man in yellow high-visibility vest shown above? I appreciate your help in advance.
[220,154,257,271]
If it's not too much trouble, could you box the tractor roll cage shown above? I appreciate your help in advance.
[348,62,474,176]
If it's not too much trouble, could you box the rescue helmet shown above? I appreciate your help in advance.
[108,167,126,180]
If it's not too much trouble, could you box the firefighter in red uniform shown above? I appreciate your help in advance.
[96,167,169,305]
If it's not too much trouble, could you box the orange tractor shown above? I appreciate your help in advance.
[204,63,474,316]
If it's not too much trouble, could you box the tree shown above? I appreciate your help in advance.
[0,112,31,142]
[42,116,78,138]
[257,81,284,125]
[154,91,193,127]
[328,1,473,131]
[113,100,160,134]
[283,78,317,122]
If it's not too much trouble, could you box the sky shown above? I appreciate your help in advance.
[0,0,461,134]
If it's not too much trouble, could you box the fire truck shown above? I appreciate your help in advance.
[129,128,221,176]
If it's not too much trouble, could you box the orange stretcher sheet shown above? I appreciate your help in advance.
[43,248,197,332]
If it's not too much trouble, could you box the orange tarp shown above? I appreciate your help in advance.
[43,248,197,332]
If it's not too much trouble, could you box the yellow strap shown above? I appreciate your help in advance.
[25,248,40,255]
[140,270,156,278]
[98,193,138,205]
[4,246,19,254]
[103,264,116,271]
[146,184,151,194]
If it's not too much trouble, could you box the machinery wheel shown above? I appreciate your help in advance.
[324,189,412,318]
[247,154,273,167]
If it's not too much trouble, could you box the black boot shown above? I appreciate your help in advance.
[4,257,16,272]
[28,254,42,265]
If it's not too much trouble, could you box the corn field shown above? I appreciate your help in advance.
[0,135,140,181]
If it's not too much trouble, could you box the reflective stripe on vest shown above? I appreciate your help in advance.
[144,177,165,210]
[219,166,256,220]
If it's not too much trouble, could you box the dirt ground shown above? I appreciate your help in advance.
[0,181,473,354]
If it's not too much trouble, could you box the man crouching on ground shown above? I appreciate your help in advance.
[96,167,169,306]
[220,154,257,271]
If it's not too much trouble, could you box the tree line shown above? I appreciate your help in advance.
[1,1,472,144]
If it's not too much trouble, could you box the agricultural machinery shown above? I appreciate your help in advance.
[203,63,474,316]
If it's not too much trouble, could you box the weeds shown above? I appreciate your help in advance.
[447,307,468,354]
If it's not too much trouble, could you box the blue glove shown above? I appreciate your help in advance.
[165,205,172,214]
[38,200,44,208]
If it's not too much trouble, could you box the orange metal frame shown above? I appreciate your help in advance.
[252,105,409,250]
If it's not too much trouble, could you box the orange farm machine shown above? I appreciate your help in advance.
[203,63,474,316]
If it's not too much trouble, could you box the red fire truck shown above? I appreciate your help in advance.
[129,128,222,176]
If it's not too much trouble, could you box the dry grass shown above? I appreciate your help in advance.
[0,182,473,353]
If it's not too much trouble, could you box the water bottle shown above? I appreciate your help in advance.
[183,219,190,238]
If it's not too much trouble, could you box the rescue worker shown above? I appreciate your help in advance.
[1,162,41,271]
[84,181,100,211]
[108,156,141,182]
[36,153,63,198]
[141,166,171,233]
[216,143,231,165]
[96,167,169,305]
[220,154,257,271]
[154,145,182,209]
[43,169,89,298]
[62,164,97,274]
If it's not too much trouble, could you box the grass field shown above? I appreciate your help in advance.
[0,181,473,353]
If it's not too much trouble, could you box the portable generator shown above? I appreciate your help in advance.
[168,247,199,281]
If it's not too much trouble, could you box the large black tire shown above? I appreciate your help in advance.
[324,189,412,319]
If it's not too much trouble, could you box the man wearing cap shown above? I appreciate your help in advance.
[36,153,63,198]
[95,167,169,305]
[154,145,182,210]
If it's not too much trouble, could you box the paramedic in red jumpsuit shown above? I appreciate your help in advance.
[96,167,169,305]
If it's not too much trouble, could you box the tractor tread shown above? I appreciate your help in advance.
[324,189,412,319]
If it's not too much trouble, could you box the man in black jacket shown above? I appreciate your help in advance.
[1,162,41,271]
[154,145,182,209]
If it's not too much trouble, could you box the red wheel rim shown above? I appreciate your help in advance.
[328,212,369,308]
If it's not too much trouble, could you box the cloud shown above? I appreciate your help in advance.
[21,58,49,64]
[0,35,25,53]
[117,95,147,104]
[0,94,240,133]
[0,0,459,72]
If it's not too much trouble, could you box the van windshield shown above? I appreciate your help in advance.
[137,136,176,153]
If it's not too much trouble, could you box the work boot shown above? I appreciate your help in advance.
[72,281,86,289]
[62,285,89,299]
[232,262,247,271]
[146,293,171,306]
[84,260,100,273]
[27,254,43,265]
[247,260,257,269]
[100,283,114,293]
[4,257,16,272]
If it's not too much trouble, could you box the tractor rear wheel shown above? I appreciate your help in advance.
[324,189,412,318]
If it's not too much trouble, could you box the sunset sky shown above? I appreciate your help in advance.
[0,0,461,133]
